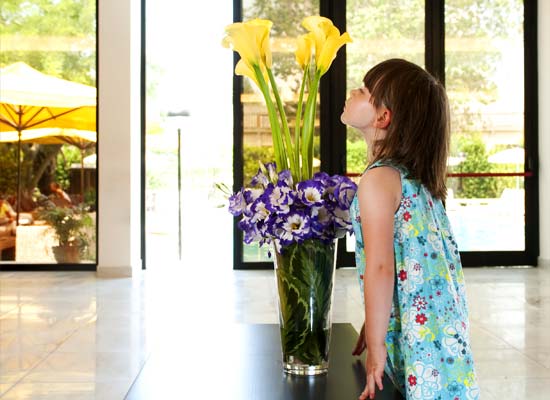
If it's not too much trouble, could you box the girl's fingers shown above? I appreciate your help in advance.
[367,373,376,399]
[375,372,384,392]
[361,370,384,399]
[359,385,369,400]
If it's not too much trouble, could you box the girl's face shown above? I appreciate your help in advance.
[341,86,389,148]
[340,86,377,130]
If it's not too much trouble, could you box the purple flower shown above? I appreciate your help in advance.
[332,206,352,237]
[297,180,324,207]
[249,197,270,222]
[250,162,279,187]
[229,167,357,250]
[312,171,331,184]
[264,182,294,214]
[238,217,262,244]
[334,178,358,209]
[314,172,339,203]
[309,221,327,239]
[228,189,246,216]
[250,168,269,187]
[243,188,262,203]
[277,169,293,187]
[276,210,311,246]
[265,162,278,182]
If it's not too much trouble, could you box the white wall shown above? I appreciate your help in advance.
[97,0,142,277]
[539,0,550,267]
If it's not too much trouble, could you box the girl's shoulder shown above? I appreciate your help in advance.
[358,161,402,211]
[366,159,408,178]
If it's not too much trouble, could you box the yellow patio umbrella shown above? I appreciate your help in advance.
[0,62,96,223]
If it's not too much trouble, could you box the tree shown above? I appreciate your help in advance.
[1,0,96,85]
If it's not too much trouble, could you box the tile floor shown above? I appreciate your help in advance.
[0,265,549,399]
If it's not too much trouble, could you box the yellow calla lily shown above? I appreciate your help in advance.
[222,16,351,180]
[222,19,273,68]
[295,33,314,70]
[248,19,273,68]
[316,31,352,75]
[234,59,269,89]
[301,16,334,61]
[234,59,259,87]
[301,16,352,76]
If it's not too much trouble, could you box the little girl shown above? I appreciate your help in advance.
[341,59,479,400]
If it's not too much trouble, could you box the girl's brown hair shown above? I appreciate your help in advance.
[364,58,450,200]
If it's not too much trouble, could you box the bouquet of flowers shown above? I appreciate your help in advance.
[228,162,357,253]
[223,16,356,252]
[222,16,356,374]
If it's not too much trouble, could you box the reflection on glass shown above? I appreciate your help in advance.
[242,0,320,262]
[0,0,97,264]
[345,0,425,252]
[445,0,525,251]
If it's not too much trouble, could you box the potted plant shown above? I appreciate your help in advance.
[38,205,92,263]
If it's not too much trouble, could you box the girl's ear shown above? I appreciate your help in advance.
[374,107,391,129]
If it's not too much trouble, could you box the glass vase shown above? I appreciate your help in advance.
[273,238,338,375]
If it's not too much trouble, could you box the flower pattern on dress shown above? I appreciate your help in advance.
[406,361,442,399]
[398,257,424,294]
[350,160,480,399]
[443,321,469,358]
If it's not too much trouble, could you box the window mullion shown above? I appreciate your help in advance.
[425,0,445,85]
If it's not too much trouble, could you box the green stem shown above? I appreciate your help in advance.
[254,64,287,171]
[301,70,321,179]
[294,64,309,183]
[267,68,296,178]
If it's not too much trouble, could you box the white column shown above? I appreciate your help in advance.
[539,0,550,267]
[97,0,142,277]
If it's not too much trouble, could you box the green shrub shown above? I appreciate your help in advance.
[452,135,498,198]
[346,140,368,174]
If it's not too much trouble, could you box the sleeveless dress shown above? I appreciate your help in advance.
[350,160,480,400]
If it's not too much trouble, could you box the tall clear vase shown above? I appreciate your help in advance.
[273,238,338,375]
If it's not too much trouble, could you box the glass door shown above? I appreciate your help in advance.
[232,0,538,269]
[444,0,532,261]
[341,0,538,267]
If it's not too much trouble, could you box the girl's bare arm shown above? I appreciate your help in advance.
[357,166,401,398]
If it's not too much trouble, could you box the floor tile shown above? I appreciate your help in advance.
[0,266,548,398]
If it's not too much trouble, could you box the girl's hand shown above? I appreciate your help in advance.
[359,343,386,400]
[352,322,366,356]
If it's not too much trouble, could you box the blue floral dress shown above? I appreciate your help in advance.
[350,160,480,400]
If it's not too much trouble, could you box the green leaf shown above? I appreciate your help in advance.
[274,239,336,365]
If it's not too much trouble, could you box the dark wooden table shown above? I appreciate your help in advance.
[125,323,404,400]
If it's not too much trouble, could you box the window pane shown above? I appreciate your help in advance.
[0,0,97,265]
[445,0,525,251]
[345,0,425,253]
[241,0,320,262]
